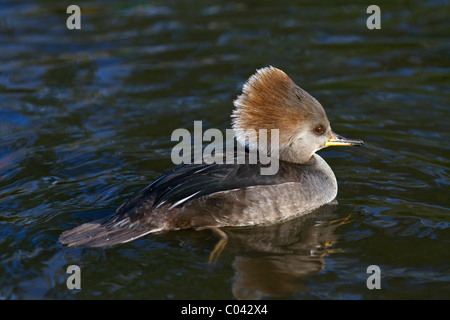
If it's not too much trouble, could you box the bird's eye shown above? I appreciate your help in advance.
[314,126,324,135]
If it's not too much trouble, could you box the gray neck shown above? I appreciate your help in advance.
[279,146,314,164]
[308,154,338,203]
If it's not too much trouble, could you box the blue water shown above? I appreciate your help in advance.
[0,0,448,299]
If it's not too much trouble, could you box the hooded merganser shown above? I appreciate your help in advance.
[59,66,363,254]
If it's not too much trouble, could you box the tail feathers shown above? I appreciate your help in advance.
[59,218,159,248]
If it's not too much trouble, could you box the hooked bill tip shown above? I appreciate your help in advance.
[325,133,364,147]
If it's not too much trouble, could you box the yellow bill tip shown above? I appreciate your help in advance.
[325,133,364,147]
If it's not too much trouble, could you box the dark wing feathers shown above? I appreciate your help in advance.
[59,159,306,247]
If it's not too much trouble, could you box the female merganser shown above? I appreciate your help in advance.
[59,66,363,254]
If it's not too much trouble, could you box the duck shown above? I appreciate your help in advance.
[59,66,363,261]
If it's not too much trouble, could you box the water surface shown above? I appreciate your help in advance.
[0,0,449,299]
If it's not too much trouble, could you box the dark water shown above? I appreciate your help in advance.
[0,0,449,299]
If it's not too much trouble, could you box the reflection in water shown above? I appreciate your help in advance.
[225,203,340,299]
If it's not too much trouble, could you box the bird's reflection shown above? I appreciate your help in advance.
[152,201,343,299]
[224,202,340,299]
